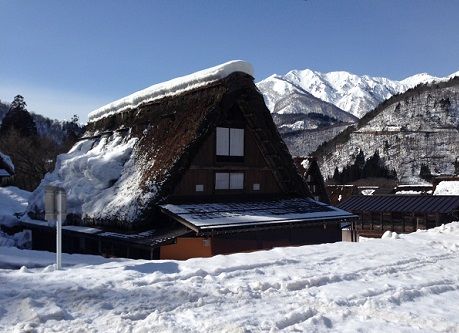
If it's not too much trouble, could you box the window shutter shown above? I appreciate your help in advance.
[215,173,229,189]
[229,128,244,156]
[216,127,229,156]
[230,173,244,190]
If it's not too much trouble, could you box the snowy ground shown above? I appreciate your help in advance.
[1,224,459,332]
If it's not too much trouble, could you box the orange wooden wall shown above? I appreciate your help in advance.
[160,237,213,260]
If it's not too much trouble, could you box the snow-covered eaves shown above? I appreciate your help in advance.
[88,60,254,123]
[161,197,355,232]
[0,151,14,173]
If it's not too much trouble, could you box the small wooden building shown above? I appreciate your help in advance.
[338,195,459,238]
[25,61,355,259]
[0,151,14,186]
[294,157,330,204]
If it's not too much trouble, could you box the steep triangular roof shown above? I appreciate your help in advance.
[28,61,310,228]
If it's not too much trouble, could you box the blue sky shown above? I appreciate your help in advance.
[1,0,458,121]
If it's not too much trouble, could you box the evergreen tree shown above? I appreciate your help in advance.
[332,149,397,183]
[419,163,432,181]
[351,150,365,179]
[363,151,381,178]
[333,167,341,183]
[0,95,37,137]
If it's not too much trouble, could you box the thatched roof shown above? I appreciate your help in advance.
[28,63,309,228]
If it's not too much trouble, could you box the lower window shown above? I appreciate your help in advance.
[215,172,244,190]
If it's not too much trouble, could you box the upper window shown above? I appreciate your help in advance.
[216,127,244,161]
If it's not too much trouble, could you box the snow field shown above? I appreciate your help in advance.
[1,223,459,332]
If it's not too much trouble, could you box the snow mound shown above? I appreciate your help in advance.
[0,231,31,248]
[0,151,14,171]
[381,230,400,239]
[434,181,459,195]
[88,60,254,123]
[0,186,31,227]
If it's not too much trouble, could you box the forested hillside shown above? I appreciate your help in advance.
[0,97,84,190]
[313,77,459,183]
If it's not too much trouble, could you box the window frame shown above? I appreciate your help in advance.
[215,126,245,162]
[214,171,245,191]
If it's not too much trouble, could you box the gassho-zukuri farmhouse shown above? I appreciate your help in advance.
[23,60,356,260]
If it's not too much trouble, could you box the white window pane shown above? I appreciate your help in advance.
[230,173,244,190]
[215,173,229,189]
[230,128,244,156]
[195,184,204,192]
[216,127,229,156]
[253,183,260,191]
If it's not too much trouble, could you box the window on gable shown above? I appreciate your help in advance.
[216,127,244,161]
[215,172,244,190]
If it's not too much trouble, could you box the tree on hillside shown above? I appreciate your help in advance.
[419,163,433,181]
[332,150,397,184]
[0,95,37,137]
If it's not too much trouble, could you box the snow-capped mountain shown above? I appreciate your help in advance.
[256,75,358,156]
[258,69,459,119]
[257,75,357,123]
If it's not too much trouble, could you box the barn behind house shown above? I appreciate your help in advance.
[25,60,355,259]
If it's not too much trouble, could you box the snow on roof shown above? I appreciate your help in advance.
[396,190,432,195]
[0,151,14,172]
[434,181,459,196]
[27,132,155,224]
[88,60,254,123]
[161,197,354,231]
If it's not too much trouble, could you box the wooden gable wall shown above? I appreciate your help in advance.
[171,106,282,200]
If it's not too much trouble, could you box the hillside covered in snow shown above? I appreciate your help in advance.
[1,223,459,332]
[257,68,458,157]
[314,77,459,183]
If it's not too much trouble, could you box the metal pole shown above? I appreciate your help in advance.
[56,191,62,270]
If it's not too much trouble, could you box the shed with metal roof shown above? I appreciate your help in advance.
[338,195,459,238]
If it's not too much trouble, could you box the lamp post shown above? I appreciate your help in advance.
[45,186,67,270]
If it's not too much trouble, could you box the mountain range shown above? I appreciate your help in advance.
[258,68,459,118]
[257,68,459,158]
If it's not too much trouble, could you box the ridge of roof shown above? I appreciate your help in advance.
[88,60,254,123]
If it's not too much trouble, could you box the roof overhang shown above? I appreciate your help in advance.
[0,169,12,177]
[160,197,357,235]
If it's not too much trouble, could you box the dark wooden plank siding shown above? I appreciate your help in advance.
[172,124,281,197]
